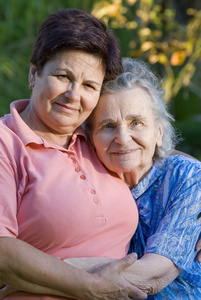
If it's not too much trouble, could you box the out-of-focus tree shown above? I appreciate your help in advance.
[92,0,201,102]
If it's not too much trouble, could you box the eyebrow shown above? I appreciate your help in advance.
[97,118,114,127]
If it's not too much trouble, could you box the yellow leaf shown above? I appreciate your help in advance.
[139,27,152,36]
[170,51,186,66]
[126,0,137,5]
[129,49,142,57]
[126,21,138,29]
[141,41,154,52]
[158,53,168,64]
[149,55,159,64]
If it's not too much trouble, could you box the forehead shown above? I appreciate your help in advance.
[43,49,105,77]
[94,87,153,120]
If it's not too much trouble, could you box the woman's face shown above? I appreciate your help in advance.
[28,50,105,134]
[90,87,163,181]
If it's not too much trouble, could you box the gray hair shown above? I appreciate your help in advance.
[98,57,180,160]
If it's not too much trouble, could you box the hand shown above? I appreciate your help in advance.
[196,238,201,262]
[0,285,16,299]
[90,253,147,300]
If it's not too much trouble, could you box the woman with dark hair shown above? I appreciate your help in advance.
[0,9,145,300]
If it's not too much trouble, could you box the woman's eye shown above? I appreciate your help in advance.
[57,74,70,80]
[132,121,140,126]
[105,124,115,129]
[84,83,95,90]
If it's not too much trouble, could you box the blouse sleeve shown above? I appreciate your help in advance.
[144,163,201,276]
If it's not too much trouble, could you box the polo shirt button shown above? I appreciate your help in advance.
[80,175,86,180]
[90,188,96,194]
[71,157,76,164]
[75,166,81,172]
[93,197,99,203]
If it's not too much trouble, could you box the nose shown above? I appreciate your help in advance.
[114,126,132,145]
[64,83,81,102]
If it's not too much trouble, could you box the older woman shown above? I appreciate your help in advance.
[0,9,146,300]
[83,58,201,298]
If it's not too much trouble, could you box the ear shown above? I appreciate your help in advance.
[29,64,37,88]
[156,124,163,147]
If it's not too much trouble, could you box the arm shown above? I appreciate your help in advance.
[121,253,181,294]
[0,237,147,299]
[64,254,180,295]
[0,249,180,297]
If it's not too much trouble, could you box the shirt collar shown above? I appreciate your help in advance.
[4,99,87,149]
[131,159,166,199]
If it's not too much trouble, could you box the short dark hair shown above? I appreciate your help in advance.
[30,8,122,81]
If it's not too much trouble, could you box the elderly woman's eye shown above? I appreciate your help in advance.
[105,123,114,129]
[132,121,140,126]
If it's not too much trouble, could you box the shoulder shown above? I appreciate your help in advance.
[158,155,201,178]
[0,117,21,142]
[152,155,201,200]
[0,117,25,165]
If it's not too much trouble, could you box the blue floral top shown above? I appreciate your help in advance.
[129,155,201,299]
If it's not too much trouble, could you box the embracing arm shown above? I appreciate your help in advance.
[121,253,180,294]
[0,237,147,299]
[0,237,92,298]
[64,252,180,295]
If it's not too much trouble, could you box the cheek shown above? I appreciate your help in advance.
[85,95,100,112]
[92,134,107,156]
[91,134,101,151]
[34,81,52,101]
[45,80,61,97]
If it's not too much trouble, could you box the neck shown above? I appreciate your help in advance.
[20,106,72,148]
[119,172,139,189]
[118,167,153,189]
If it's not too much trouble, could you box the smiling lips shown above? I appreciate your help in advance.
[110,149,138,155]
[55,102,79,113]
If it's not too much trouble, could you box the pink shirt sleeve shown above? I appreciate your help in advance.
[0,153,18,237]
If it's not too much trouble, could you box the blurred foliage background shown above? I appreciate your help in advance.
[0,0,201,159]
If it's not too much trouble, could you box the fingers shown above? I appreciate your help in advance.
[111,253,138,273]
[129,286,147,299]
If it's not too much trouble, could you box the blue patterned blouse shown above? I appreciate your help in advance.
[129,155,201,299]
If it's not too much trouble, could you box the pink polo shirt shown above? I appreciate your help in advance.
[0,100,138,299]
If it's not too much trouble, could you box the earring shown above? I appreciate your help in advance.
[28,80,35,89]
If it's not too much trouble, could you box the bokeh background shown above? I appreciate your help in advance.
[1,0,201,159]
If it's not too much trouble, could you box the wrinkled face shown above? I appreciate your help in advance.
[90,87,163,179]
[28,50,105,134]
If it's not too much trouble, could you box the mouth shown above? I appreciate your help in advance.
[110,149,137,155]
[55,102,79,113]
